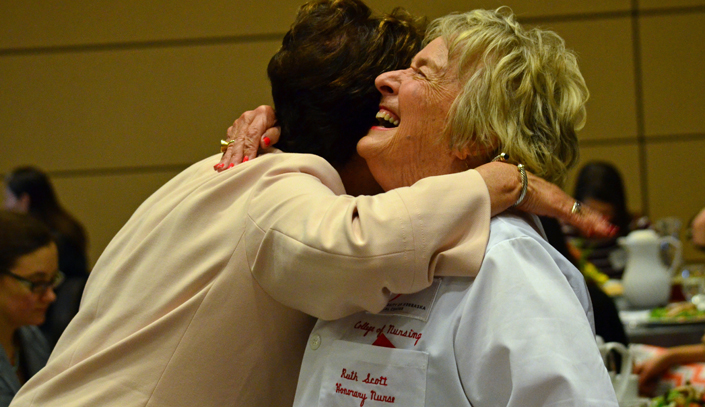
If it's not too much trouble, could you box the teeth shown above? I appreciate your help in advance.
[376,111,399,127]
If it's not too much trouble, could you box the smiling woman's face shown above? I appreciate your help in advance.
[356,38,469,191]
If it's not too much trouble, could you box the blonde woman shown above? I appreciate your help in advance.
[289,9,618,406]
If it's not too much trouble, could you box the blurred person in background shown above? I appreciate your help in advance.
[3,167,88,346]
[635,208,705,395]
[690,207,705,250]
[568,161,646,279]
[0,211,59,406]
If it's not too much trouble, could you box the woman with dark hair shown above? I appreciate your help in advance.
[574,161,631,233]
[266,1,425,172]
[0,211,60,406]
[4,167,88,345]
[4,167,87,260]
[569,161,641,278]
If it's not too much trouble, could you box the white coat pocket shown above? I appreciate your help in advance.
[317,340,428,407]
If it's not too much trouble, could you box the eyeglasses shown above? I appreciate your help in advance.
[1,270,65,295]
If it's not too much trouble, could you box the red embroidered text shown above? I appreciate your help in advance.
[335,383,368,406]
[386,325,422,346]
[370,390,396,404]
[341,368,359,382]
[362,373,388,386]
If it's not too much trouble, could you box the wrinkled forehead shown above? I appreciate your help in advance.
[411,38,448,69]
[424,34,487,83]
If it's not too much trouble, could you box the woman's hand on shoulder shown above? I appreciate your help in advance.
[519,172,616,238]
[215,105,281,171]
[476,162,616,238]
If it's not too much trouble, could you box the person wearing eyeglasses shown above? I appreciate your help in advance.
[4,166,88,347]
[0,211,61,407]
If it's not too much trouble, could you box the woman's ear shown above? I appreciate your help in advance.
[452,142,496,166]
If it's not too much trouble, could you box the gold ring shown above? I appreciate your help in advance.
[571,201,582,215]
[220,139,235,153]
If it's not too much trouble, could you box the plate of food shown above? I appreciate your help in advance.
[648,302,705,325]
[649,384,705,406]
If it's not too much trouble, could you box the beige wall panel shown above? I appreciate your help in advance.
[646,140,705,262]
[641,13,705,137]
[640,0,705,10]
[0,0,633,50]
[51,170,183,267]
[0,1,302,49]
[367,0,630,20]
[0,40,280,174]
[536,18,638,141]
[564,143,643,216]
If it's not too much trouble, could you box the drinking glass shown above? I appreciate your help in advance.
[681,264,705,307]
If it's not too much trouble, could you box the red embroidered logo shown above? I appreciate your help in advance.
[372,333,395,348]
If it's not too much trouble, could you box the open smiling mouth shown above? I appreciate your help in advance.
[376,110,399,128]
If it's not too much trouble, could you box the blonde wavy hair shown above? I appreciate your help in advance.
[426,8,588,185]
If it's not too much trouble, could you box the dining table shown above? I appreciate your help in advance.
[619,308,705,347]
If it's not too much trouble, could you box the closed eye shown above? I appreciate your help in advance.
[412,67,427,79]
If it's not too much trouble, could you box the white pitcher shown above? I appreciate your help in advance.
[620,229,682,309]
[597,337,638,405]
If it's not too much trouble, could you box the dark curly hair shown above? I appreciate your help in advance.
[0,210,54,274]
[268,0,425,167]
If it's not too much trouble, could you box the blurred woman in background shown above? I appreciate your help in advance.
[3,167,88,346]
[569,161,645,279]
[0,211,59,406]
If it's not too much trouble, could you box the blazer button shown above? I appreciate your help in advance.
[310,334,322,350]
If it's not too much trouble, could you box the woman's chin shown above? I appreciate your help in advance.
[357,127,395,158]
[28,312,47,326]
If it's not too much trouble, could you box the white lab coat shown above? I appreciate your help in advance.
[293,213,619,407]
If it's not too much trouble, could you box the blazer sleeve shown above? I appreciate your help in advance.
[245,154,491,320]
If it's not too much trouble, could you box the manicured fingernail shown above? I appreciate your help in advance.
[263,137,271,147]
[228,163,235,168]
[214,163,224,170]
[243,156,249,162]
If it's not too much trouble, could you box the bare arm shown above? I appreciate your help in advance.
[634,343,705,396]
[475,162,615,238]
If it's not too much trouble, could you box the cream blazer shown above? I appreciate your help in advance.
[11,151,490,407]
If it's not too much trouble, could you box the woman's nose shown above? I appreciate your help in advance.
[41,286,57,303]
[375,69,405,96]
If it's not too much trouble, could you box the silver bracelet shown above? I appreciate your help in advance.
[491,153,527,208]
[513,164,527,207]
